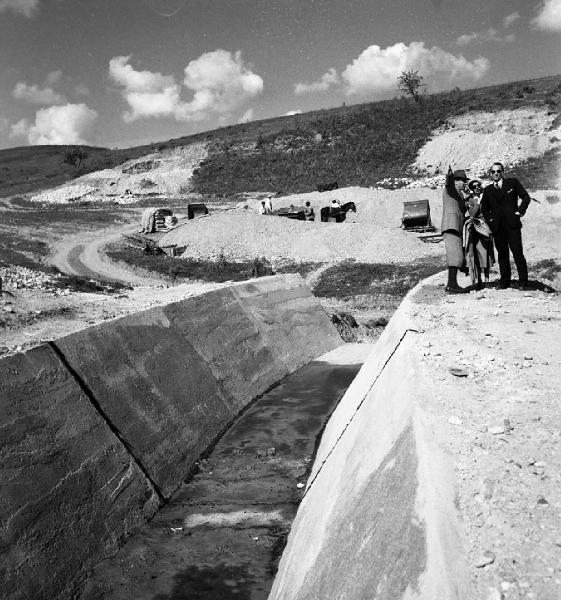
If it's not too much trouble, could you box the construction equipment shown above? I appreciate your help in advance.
[187,203,209,219]
[273,207,306,220]
[401,199,435,232]
[140,207,174,233]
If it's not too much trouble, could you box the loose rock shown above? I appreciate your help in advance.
[474,550,496,568]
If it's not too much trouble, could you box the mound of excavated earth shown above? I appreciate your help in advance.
[160,186,561,265]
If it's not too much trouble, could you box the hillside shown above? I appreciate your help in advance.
[189,75,561,195]
[0,145,155,198]
[1,74,560,199]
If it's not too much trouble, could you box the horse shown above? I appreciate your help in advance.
[320,201,357,223]
[317,180,339,192]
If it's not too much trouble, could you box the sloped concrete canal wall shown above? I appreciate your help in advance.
[0,275,341,600]
[269,275,472,600]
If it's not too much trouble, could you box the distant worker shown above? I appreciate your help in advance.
[441,167,469,294]
[304,201,315,221]
[259,200,268,215]
[329,198,341,220]
[264,195,273,213]
[480,162,532,290]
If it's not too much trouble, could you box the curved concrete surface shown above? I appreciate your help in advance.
[0,275,341,600]
[80,343,371,600]
[269,273,473,600]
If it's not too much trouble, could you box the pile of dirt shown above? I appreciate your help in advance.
[414,108,561,180]
[160,186,561,265]
[31,184,99,204]
[159,188,445,264]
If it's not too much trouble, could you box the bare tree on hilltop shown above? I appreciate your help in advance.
[397,70,425,103]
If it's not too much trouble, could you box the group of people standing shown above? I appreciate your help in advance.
[442,162,532,294]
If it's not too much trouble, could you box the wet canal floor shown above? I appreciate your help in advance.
[80,344,372,600]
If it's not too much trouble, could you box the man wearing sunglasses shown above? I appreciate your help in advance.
[481,162,532,290]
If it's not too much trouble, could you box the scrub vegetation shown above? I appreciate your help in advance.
[1,74,560,198]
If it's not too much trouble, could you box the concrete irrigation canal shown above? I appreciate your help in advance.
[80,343,368,599]
[2,273,560,599]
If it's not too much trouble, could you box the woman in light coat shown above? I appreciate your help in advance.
[441,167,469,294]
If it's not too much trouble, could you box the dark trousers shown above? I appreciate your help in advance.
[493,225,528,284]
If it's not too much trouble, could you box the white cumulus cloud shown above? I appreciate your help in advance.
[9,118,30,139]
[294,68,339,95]
[109,50,263,123]
[13,82,67,105]
[503,12,520,28]
[13,70,67,105]
[180,49,263,118]
[532,0,561,31]
[457,27,515,46]
[341,41,490,97]
[109,56,182,123]
[0,0,38,17]
[10,103,98,145]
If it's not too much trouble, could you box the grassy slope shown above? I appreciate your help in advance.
[190,75,561,195]
[0,145,155,198]
[1,75,560,199]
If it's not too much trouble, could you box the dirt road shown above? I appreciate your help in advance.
[50,227,165,286]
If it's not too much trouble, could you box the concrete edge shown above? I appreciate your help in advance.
[308,270,445,479]
[269,270,472,600]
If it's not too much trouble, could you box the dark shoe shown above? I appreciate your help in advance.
[445,285,469,294]
[476,281,485,290]
[499,281,511,289]
[519,283,530,291]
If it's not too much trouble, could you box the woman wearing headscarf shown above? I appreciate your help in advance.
[441,167,469,293]
[463,179,495,289]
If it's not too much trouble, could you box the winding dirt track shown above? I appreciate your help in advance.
[50,228,164,286]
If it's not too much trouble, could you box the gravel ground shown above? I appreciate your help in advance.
[160,187,445,264]
[410,276,561,600]
[160,186,561,265]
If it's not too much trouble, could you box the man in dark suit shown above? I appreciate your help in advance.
[481,162,531,290]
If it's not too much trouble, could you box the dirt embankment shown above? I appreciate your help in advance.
[29,142,208,205]
[414,108,561,180]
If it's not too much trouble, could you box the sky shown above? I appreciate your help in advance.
[0,0,560,150]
